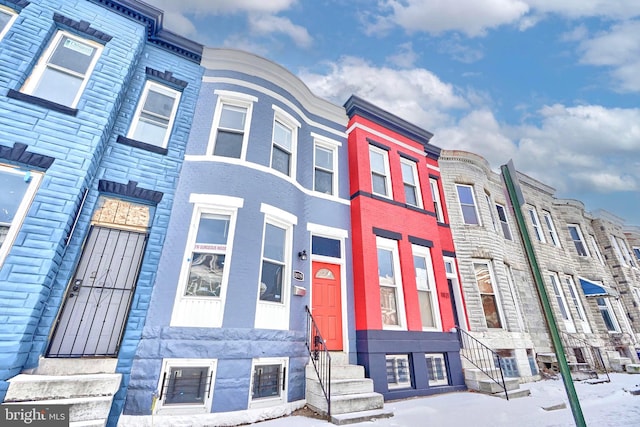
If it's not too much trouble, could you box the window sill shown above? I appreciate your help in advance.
[116,135,168,155]
[7,89,78,116]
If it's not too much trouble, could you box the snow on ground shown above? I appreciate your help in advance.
[254,373,640,427]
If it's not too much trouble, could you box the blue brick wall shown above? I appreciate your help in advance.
[0,4,203,424]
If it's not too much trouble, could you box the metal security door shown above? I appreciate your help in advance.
[48,226,147,357]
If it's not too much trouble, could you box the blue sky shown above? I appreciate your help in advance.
[145,0,639,225]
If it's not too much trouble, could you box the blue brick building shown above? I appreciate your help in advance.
[0,0,202,424]
[121,48,355,423]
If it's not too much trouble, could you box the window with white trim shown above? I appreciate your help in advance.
[633,247,640,263]
[504,264,525,332]
[528,208,545,243]
[425,354,449,386]
[596,297,620,332]
[259,222,288,303]
[21,31,102,107]
[313,142,336,195]
[618,237,636,267]
[270,109,298,177]
[127,81,181,149]
[495,203,512,240]
[610,235,626,266]
[588,235,605,265]
[369,145,392,198]
[377,236,406,329]
[249,357,288,408]
[444,257,466,329]
[565,276,591,333]
[429,178,444,222]
[485,193,497,232]
[0,165,42,267]
[456,184,480,225]
[386,355,411,389]
[209,92,255,159]
[155,359,216,414]
[473,261,503,329]
[412,244,440,330]
[568,224,589,257]
[400,159,422,208]
[0,5,18,41]
[542,211,560,247]
[549,273,575,333]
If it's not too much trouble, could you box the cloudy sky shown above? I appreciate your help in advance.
[145,0,639,224]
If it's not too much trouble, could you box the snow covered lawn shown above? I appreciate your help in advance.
[256,373,640,427]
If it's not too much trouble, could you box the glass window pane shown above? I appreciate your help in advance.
[369,150,385,173]
[185,253,224,297]
[312,236,341,258]
[419,291,435,328]
[49,36,96,74]
[456,186,474,204]
[404,184,417,206]
[253,365,281,399]
[214,130,243,158]
[273,121,292,151]
[219,104,246,130]
[165,367,208,405]
[0,170,29,224]
[372,174,387,195]
[32,67,82,106]
[377,248,394,283]
[272,146,290,175]
[143,89,175,119]
[0,11,12,31]
[414,256,429,290]
[481,294,502,328]
[263,223,285,261]
[131,119,167,146]
[401,163,415,185]
[314,169,333,194]
[195,214,229,246]
[461,205,479,225]
[315,146,333,170]
[380,286,399,326]
[260,260,283,302]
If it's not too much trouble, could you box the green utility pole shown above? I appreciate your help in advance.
[501,161,586,427]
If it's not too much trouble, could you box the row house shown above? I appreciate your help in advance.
[345,96,466,401]
[439,150,551,381]
[121,48,356,422]
[0,1,203,425]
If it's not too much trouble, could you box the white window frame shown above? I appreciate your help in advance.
[495,203,512,240]
[429,178,444,222]
[473,260,505,329]
[586,235,604,265]
[528,207,546,243]
[154,358,217,415]
[425,354,449,386]
[270,106,300,178]
[249,357,288,409]
[485,193,497,232]
[596,297,620,333]
[444,257,467,330]
[400,158,422,208]
[312,138,339,196]
[568,224,590,257]
[369,145,393,199]
[618,237,636,267]
[565,276,591,333]
[610,235,626,266]
[0,5,18,42]
[0,165,42,268]
[456,184,481,225]
[504,264,526,332]
[127,80,181,149]
[412,244,441,331]
[21,30,102,108]
[377,236,407,330]
[386,354,411,389]
[633,246,640,263]
[170,194,243,328]
[549,272,576,333]
[255,204,296,330]
[542,211,560,247]
[207,91,256,159]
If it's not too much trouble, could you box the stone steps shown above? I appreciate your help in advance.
[5,373,121,401]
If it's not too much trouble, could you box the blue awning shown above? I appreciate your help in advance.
[579,278,610,297]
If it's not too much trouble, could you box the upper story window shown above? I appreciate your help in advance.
[589,235,605,265]
[270,107,300,177]
[455,184,480,225]
[485,194,497,232]
[369,145,392,199]
[400,159,422,208]
[209,91,256,159]
[528,207,545,243]
[633,246,640,263]
[619,237,636,267]
[596,297,620,332]
[412,244,440,330]
[127,81,181,149]
[377,236,406,329]
[495,203,512,240]
[542,211,560,247]
[429,178,444,222]
[473,261,503,329]
[0,5,18,41]
[21,31,102,108]
[0,165,42,267]
[313,143,335,195]
[549,272,576,333]
[567,224,589,257]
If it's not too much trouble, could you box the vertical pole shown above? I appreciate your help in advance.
[501,163,586,427]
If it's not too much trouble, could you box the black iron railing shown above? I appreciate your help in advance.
[456,327,509,400]
[560,331,610,382]
[305,305,331,417]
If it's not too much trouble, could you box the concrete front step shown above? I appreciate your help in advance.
[330,408,394,425]
[33,358,118,375]
[308,391,384,415]
[5,373,122,401]
[493,388,531,399]
[2,395,113,424]
[467,377,520,394]
[307,377,374,397]
[328,352,350,365]
[306,364,365,380]
[464,368,502,381]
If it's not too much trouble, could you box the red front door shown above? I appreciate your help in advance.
[312,262,343,351]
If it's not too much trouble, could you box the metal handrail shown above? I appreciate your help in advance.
[456,327,509,400]
[559,331,610,382]
[305,306,332,418]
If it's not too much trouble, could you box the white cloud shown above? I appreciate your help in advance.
[247,14,313,48]
[385,42,418,68]
[527,0,640,20]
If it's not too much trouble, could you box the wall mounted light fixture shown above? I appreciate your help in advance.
[298,250,308,261]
